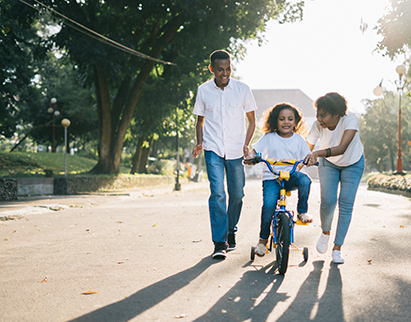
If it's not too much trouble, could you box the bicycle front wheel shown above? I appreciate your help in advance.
[276,212,290,275]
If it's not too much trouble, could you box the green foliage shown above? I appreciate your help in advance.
[0,151,97,177]
[376,0,411,57]
[34,0,304,174]
[360,90,411,172]
[0,0,47,137]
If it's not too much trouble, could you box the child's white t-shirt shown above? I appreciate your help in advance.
[306,112,364,167]
[252,132,311,181]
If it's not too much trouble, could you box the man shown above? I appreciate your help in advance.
[192,49,257,259]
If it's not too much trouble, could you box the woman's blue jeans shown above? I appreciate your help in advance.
[260,172,311,240]
[318,155,365,246]
[204,150,245,244]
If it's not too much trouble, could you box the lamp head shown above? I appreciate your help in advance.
[61,118,71,128]
[396,64,406,76]
[373,85,384,96]
[50,98,57,104]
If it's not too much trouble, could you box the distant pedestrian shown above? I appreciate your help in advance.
[305,92,365,264]
[192,49,257,259]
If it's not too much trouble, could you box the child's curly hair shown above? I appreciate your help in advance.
[262,102,308,137]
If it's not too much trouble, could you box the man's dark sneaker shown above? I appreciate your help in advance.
[227,233,236,251]
[212,242,227,259]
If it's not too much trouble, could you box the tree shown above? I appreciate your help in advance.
[376,0,411,58]
[12,54,97,153]
[37,0,304,174]
[360,91,411,172]
[0,0,46,137]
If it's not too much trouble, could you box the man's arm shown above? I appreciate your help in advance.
[192,115,205,158]
[243,110,256,156]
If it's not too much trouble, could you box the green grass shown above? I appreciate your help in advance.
[0,152,130,177]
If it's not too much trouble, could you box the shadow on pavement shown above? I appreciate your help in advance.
[192,260,287,321]
[276,261,344,321]
[193,260,343,322]
[68,256,218,322]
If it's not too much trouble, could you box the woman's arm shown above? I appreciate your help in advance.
[305,129,357,166]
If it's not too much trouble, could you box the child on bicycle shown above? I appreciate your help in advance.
[245,102,312,257]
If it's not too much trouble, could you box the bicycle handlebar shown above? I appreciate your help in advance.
[244,153,317,177]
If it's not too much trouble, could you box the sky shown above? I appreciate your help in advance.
[234,0,408,114]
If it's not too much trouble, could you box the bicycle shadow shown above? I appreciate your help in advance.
[192,260,289,322]
[276,260,344,321]
[68,256,218,322]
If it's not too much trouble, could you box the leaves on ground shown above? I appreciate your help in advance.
[81,290,99,295]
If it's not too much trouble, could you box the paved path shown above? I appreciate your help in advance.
[1,180,411,321]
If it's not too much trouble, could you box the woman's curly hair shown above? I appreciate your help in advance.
[314,92,347,116]
[262,102,308,137]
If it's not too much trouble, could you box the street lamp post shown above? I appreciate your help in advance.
[61,118,71,177]
[174,108,181,191]
[373,64,408,174]
[48,98,60,153]
[395,64,407,174]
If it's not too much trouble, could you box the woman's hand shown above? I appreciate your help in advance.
[304,151,320,167]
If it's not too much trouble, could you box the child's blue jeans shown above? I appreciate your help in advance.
[260,172,311,239]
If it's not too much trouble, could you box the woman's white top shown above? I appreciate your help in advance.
[306,111,364,167]
[253,132,310,181]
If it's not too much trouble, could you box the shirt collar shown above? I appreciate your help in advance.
[212,78,232,90]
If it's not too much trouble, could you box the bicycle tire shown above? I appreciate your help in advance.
[276,212,290,275]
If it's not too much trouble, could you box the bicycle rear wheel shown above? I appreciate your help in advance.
[276,212,290,275]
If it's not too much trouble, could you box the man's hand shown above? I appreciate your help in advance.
[192,144,203,158]
[243,145,250,157]
[243,150,255,165]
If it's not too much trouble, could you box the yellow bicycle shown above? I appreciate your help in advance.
[246,153,311,275]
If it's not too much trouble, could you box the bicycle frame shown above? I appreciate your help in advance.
[259,157,303,246]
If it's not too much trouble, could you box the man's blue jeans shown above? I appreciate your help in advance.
[318,155,365,246]
[260,172,311,239]
[204,150,245,244]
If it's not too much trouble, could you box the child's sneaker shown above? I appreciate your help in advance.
[255,239,268,257]
[297,213,313,223]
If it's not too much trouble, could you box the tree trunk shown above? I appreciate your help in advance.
[89,16,184,174]
[131,136,145,174]
[89,65,113,174]
[138,137,154,173]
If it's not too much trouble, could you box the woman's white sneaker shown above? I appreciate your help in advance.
[332,250,345,264]
[316,233,330,254]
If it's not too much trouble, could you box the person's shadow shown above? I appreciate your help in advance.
[69,257,219,322]
[276,261,344,322]
[192,260,289,321]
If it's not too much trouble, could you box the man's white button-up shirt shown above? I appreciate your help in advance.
[193,78,257,160]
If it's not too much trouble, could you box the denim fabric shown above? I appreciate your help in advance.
[204,150,245,243]
[318,155,365,246]
[260,172,312,239]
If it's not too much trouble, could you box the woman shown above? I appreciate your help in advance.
[305,92,364,264]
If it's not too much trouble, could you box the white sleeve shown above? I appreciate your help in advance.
[243,85,258,113]
[193,87,205,116]
[345,112,359,131]
[252,134,269,157]
[306,121,321,146]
